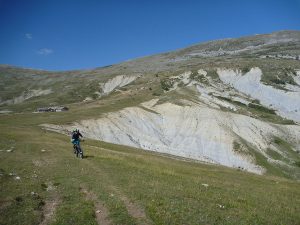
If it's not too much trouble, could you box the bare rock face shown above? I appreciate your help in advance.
[43,88,300,175]
[100,75,137,95]
[42,61,300,176]
[217,68,300,122]
[0,89,52,105]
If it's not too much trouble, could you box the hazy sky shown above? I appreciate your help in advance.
[0,0,300,71]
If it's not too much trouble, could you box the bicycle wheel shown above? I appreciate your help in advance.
[79,147,83,159]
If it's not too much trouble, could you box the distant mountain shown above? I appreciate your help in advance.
[1,30,300,178]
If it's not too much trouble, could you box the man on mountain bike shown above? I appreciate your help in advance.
[71,129,83,154]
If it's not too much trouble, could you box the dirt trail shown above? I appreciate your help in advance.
[39,196,61,225]
[80,145,153,224]
[80,186,112,225]
[112,187,152,225]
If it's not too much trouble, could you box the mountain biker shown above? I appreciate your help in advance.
[71,129,83,154]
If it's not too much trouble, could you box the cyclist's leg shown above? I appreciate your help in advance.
[77,140,83,157]
[71,139,76,153]
[77,140,82,153]
[74,140,80,156]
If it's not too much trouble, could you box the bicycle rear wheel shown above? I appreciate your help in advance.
[79,148,83,159]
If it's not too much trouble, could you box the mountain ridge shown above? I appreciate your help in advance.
[1,30,300,72]
[1,30,300,177]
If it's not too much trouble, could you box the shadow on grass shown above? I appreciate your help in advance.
[83,155,95,159]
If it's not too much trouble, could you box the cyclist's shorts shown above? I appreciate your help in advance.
[71,139,80,145]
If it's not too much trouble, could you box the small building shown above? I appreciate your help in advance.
[36,106,68,112]
[37,107,51,112]
[53,106,69,112]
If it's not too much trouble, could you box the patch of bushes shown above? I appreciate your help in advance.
[160,79,174,91]
[206,70,219,80]
[272,136,300,160]
[233,141,241,152]
[241,67,251,74]
[248,103,276,114]
[261,68,297,87]
[215,95,247,107]
[190,71,209,84]
[215,95,232,102]
[266,148,284,160]
[251,99,260,104]
[294,161,300,167]
[269,78,286,85]
[15,196,23,202]
[41,183,48,190]
[118,87,128,91]
[273,137,284,145]
[152,92,161,96]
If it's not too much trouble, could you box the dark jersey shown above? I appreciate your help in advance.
[72,131,83,140]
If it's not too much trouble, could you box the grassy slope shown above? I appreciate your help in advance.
[1,32,300,224]
[1,109,300,225]
[1,32,300,113]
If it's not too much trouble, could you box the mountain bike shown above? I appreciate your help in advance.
[73,139,84,159]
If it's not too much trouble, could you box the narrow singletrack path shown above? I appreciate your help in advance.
[39,195,61,225]
[81,186,112,225]
[80,144,153,225]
